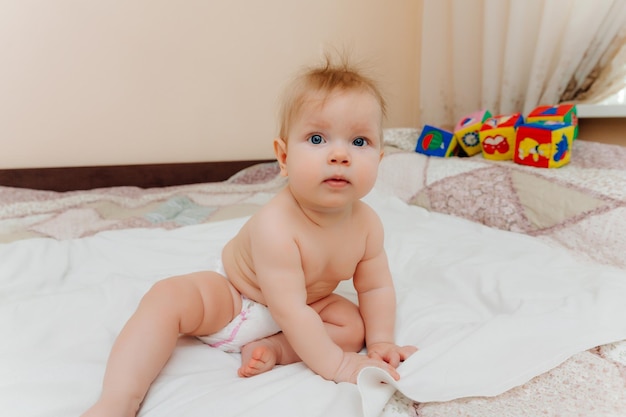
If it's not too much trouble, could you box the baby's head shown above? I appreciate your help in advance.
[278,56,386,144]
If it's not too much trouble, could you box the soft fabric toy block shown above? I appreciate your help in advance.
[514,121,574,168]
[415,125,457,157]
[479,113,523,160]
[454,109,492,156]
[526,104,578,139]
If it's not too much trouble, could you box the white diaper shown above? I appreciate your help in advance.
[197,296,281,353]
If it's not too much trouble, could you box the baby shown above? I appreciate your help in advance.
[82,57,417,417]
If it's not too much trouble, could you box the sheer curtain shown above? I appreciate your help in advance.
[419,0,626,128]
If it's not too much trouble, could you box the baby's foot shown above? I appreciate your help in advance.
[238,339,279,377]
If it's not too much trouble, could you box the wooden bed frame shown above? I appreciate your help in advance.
[0,160,273,192]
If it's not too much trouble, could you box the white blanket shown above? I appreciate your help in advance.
[2,191,626,417]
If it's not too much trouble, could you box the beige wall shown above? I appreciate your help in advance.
[0,1,422,169]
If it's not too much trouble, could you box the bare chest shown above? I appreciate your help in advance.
[296,229,367,283]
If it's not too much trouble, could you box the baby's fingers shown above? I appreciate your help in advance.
[370,358,400,381]
[369,349,401,368]
[359,356,400,381]
[398,345,418,360]
[385,350,401,368]
[334,352,398,383]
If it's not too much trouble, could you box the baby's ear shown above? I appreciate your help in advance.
[273,138,288,176]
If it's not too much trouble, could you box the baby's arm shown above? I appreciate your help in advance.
[353,213,417,367]
[250,217,398,382]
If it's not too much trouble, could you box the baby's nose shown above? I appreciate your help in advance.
[328,144,351,165]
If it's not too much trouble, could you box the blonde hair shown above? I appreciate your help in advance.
[278,55,386,141]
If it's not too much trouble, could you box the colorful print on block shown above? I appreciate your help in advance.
[454,109,492,156]
[526,104,578,139]
[415,125,457,157]
[514,121,574,168]
[479,113,523,160]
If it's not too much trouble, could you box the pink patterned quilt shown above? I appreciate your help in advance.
[1,139,625,417]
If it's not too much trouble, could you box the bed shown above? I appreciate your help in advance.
[2,129,626,417]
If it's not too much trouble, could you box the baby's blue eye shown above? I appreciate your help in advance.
[309,134,324,145]
[352,137,367,147]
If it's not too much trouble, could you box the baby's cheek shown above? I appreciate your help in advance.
[291,165,319,187]
[361,162,380,185]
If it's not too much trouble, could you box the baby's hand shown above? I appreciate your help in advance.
[331,351,401,384]
[367,342,418,368]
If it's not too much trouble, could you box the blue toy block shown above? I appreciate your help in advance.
[415,125,457,157]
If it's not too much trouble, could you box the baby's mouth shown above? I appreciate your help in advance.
[324,177,350,187]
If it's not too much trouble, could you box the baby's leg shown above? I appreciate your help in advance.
[239,294,363,377]
[81,271,241,417]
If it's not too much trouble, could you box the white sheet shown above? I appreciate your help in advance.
[1,191,626,417]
